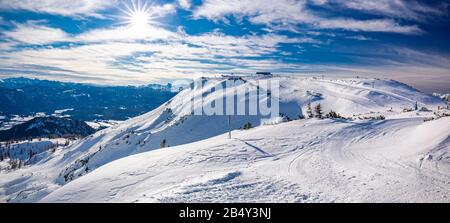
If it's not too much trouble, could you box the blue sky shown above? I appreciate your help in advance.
[0,0,449,92]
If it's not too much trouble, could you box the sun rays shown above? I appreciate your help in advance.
[118,0,158,31]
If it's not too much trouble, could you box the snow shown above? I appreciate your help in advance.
[41,117,450,203]
[0,138,77,202]
[433,92,450,101]
[54,76,444,183]
[1,115,36,130]
[0,138,71,163]
[85,120,122,130]
[53,109,74,115]
[10,115,34,122]
[1,76,449,203]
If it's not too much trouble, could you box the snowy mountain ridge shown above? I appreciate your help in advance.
[0,116,95,142]
[0,75,448,203]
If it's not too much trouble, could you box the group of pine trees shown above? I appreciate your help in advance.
[306,102,324,119]
[306,102,349,120]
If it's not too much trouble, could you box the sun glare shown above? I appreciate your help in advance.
[119,0,155,30]
[130,10,151,28]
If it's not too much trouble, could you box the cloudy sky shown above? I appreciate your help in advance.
[0,0,449,92]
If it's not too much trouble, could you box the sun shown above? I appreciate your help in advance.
[130,10,151,29]
[119,0,155,30]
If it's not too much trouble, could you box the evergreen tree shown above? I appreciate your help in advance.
[327,110,340,119]
[243,122,252,130]
[314,104,323,119]
[28,150,33,161]
[160,139,167,148]
[306,102,313,118]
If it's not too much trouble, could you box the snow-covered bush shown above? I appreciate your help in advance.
[262,117,286,125]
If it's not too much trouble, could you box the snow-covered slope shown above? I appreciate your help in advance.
[42,116,450,203]
[55,76,446,184]
[0,138,71,165]
[0,76,448,202]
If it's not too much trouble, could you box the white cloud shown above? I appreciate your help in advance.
[0,41,16,50]
[309,0,327,5]
[193,0,424,34]
[194,0,312,24]
[2,21,71,44]
[148,3,177,18]
[0,25,321,84]
[177,0,192,10]
[184,31,318,57]
[0,42,161,83]
[2,37,450,91]
[0,0,115,17]
[2,19,178,45]
[346,35,371,41]
[1,17,446,86]
[316,18,421,34]
[323,0,446,21]
[76,25,177,43]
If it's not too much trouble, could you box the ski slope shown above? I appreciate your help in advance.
[0,76,448,202]
[42,117,450,203]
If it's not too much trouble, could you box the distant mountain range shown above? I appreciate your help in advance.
[0,116,95,141]
[0,77,177,121]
